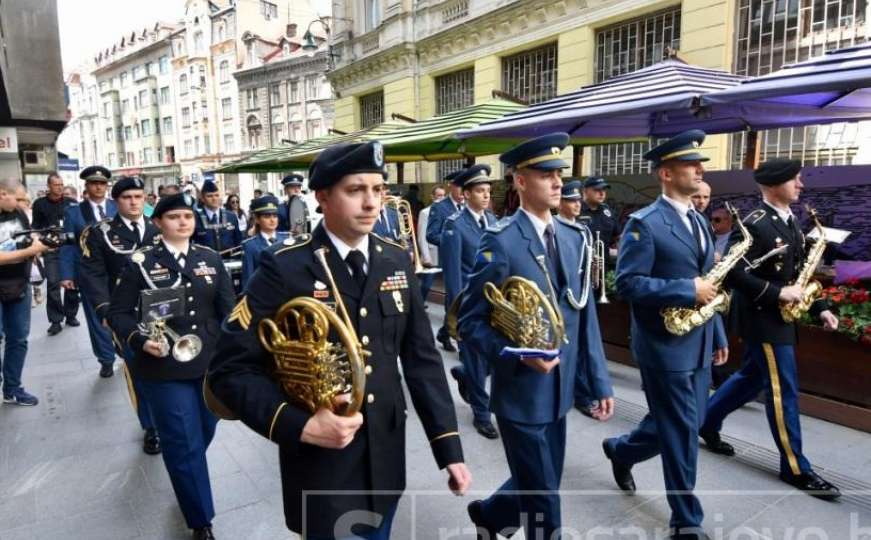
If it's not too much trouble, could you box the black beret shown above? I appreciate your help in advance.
[282,174,304,187]
[110,176,145,199]
[152,193,197,218]
[80,165,111,182]
[251,195,280,214]
[754,158,801,186]
[308,141,387,190]
[201,180,219,194]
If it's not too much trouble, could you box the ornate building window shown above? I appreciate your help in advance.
[730,0,868,166]
[501,43,558,105]
[360,90,384,129]
[435,68,474,180]
[592,7,681,175]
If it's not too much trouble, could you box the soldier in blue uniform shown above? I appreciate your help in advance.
[208,141,471,539]
[371,195,402,242]
[602,130,728,540]
[555,179,582,226]
[107,193,235,540]
[458,133,614,540]
[426,169,465,352]
[441,164,499,439]
[277,173,311,234]
[240,195,288,288]
[61,166,118,378]
[194,180,242,253]
[700,158,841,500]
[79,176,161,455]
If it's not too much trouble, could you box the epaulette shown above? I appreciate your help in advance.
[629,204,657,220]
[192,243,217,253]
[484,217,511,234]
[275,233,312,255]
[555,215,584,232]
[241,236,256,244]
[744,209,766,225]
[445,212,461,223]
[371,232,405,251]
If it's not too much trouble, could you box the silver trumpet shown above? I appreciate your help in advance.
[142,318,203,363]
[594,231,609,304]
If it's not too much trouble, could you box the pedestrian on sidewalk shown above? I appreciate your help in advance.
[31,172,80,332]
[0,178,52,406]
[108,192,235,540]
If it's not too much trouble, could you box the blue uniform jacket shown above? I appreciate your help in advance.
[194,207,243,252]
[60,199,117,281]
[615,196,727,372]
[240,232,289,289]
[440,207,496,308]
[371,206,402,242]
[277,196,311,233]
[457,210,613,424]
[425,197,462,246]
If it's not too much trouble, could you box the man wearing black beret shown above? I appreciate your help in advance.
[701,157,842,501]
[209,140,471,539]
[78,176,162,455]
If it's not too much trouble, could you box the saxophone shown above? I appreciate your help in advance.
[662,202,752,336]
[780,206,826,323]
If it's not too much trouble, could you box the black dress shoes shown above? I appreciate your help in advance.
[65,317,80,327]
[699,430,735,456]
[438,334,457,352]
[143,428,161,455]
[473,420,499,439]
[468,500,500,540]
[450,366,469,404]
[670,529,711,539]
[602,439,636,494]
[99,363,114,378]
[47,322,63,336]
[780,470,841,500]
[191,525,215,540]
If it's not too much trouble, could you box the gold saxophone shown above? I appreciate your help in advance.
[258,248,371,416]
[780,206,826,323]
[662,202,752,336]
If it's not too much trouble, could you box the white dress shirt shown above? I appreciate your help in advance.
[325,225,369,275]
[120,215,146,241]
[519,207,554,253]
[90,199,107,220]
[662,194,707,252]
[417,205,437,265]
[163,240,190,266]
[763,199,794,223]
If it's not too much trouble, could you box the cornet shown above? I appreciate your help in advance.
[594,231,609,304]
[384,196,440,275]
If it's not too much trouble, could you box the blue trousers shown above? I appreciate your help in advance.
[0,287,31,394]
[611,364,710,530]
[120,345,156,431]
[702,343,811,477]
[479,416,566,539]
[137,377,218,529]
[79,290,115,365]
[418,272,435,303]
[456,342,491,423]
[306,503,397,540]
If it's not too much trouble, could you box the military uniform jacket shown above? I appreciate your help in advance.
[425,197,462,246]
[277,195,311,234]
[440,207,496,308]
[194,207,242,252]
[240,232,289,289]
[615,197,727,372]
[107,241,235,381]
[208,224,464,537]
[457,211,613,425]
[725,204,828,345]
[60,199,117,281]
[79,216,160,320]
[582,202,619,248]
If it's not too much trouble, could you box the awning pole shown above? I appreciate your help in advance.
[572,145,584,177]
[743,130,761,170]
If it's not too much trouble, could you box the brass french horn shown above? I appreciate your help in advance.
[484,276,566,350]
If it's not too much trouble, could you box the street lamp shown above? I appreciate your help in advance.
[300,16,351,70]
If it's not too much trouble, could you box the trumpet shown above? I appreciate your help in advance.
[593,231,609,304]
[384,196,438,275]
[141,319,203,362]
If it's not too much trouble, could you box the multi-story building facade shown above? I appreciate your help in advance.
[57,66,104,190]
[89,22,181,193]
[327,0,870,183]
[167,0,318,202]
[233,26,334,196]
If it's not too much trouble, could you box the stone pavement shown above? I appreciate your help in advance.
[1,298,870,540]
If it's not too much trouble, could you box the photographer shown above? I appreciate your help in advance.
[32,172,80,335]
[0,178,51,406]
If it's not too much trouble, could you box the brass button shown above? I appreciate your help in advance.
[361,335,370,345]
[367,393,375,404]
[360,307,368,318]
[364,365,372,375]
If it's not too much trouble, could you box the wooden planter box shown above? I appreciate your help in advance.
[597,299,871,433]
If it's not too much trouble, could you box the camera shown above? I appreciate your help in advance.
[11,227,76,249]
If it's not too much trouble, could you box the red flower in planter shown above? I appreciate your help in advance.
[842,317,854,329]
[850,290,870,304]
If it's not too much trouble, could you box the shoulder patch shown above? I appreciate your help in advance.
[446,212,461,223]
[227,295,252,330]
[629,204,657,220]
[745,209,766,225]
[275,233,312,254]
[371,232,405,251]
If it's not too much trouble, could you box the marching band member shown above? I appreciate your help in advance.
[240,195,288,289]
[277,173,311,235]
[194,180,242,253]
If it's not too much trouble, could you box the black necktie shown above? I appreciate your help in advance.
[478,216,486,230]
[688,210,705,264]
[267,236,275,245]
[131,221,141,244]
[543,223,561,285]
[210,213,217,225]
[97,204,106,219]
[346,250,367,291]
[176,252,185,268]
